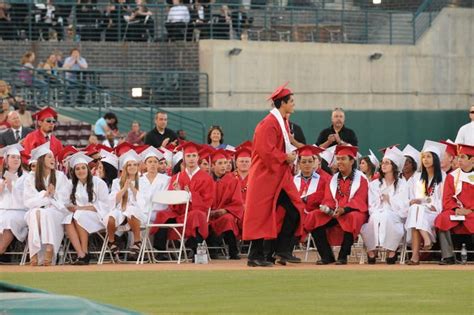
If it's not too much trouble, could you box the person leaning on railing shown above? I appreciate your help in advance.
[166,0,190,41]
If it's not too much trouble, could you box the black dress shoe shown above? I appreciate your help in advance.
[439,256,455,265]
[386,253,398,265]
[155,253,170,261]
[367,256,376,265]
[247,259,274,267]
[229,253,241,260]
[276,253,302,264]
[316,259,335,265]
[335,258,347,265]
[72,253,90,265]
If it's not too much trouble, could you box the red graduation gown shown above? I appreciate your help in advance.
[306,171,368,245]
[435,170,474,234]
[233,171,248,205]
[22,129,64,157]
[152,169,214,239]
[316,168,332,183]
[209,173,244,237]
[243,113,305,240]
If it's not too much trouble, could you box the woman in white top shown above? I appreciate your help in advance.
[405,140,446,265]
[24,142,71,266]
[63,153,110,265]
[360,147,409,264]
[137,147,170,224]
[105,150,145,261]
[0,144,28,255]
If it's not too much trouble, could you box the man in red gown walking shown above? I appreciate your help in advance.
[243,83,305,267]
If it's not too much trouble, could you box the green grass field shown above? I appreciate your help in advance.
[1,270,473,314]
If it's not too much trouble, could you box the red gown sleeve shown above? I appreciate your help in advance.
[254,119,287,173]
[442,174,457,212]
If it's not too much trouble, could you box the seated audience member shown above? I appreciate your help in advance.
[315,107,358,149]
[126,121,146,145]
[152,142,214,258]
[435,144,474,265]
[208,149,244,260]
[360,147,409,264]
[0,111,33,146]
[405,141,447,265]
[308,145,368,265]
[207,125,227,149]
[166,0,190,41]
[15,98,34,128]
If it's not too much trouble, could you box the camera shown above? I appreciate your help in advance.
[320,205,335,216]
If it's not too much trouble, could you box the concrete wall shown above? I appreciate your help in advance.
[199,8,473,110]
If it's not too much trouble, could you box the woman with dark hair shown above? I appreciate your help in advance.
[104,150,145,261]
[63,153,110,265]
[0,144,28,256]
[360,147,409,264]
[359,156,377,182]
[207,125,227,149]
[405,141,446,265]
[24,142,71,266]
[401,144,420,200]
[94,149,118,190]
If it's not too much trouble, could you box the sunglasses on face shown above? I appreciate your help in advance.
[44,119,56,124]
[470,111,474,114]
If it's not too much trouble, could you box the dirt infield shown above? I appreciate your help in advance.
[1,260,473,273]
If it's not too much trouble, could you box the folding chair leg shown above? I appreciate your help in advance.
[20,243,29,266]
[304,234,312,262]
[98,232,109,265]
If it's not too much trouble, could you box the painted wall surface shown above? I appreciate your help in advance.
[199,8,473,110]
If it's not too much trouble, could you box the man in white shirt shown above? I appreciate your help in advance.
[455,105,474,145]
[167,0,190,23]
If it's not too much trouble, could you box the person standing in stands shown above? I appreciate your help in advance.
[454,105,474,145]
[22,107,63,157]
[315,107,358,149]
[144,112,178,149]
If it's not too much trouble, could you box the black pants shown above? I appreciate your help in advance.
[207,230,239,257]
[311,218,354,262]
[153,218,202,252]
[249,190,300,260]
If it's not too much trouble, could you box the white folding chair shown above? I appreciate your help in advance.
[137,190,191,264]
[203,208,229,261]
[59,230,112,265]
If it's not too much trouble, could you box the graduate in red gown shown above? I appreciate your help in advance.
[152,142,214,258]
[308,145,369,265]
[233,145,252,204]
[243,83,306,267]
[22,107,63,158]
[208,149,244,259]
[435,144,474,265]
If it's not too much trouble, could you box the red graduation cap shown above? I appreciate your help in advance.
[95,144,114,153]
[32,107,58,121]
[114,142,134,157]
[335,145,359,158]
[83,144,99,157]
[165,143,177,152]
[235,147,252,159]
[178,141,201,154]
[134,144,150,155]
[458,144,474,156]
[58,145,78,163]
[378,144,400,155]
[440,140,458,157]
[211,149,229,163]
[198,146,214,163]
[20,151,31,165]
[235,140,253,151]
[297,145,325,157]
[267,82,293,102]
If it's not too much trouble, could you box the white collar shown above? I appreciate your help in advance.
[186,166,200,179]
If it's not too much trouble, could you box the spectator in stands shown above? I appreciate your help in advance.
[88,134,99,145]
[103,131,119,148]
[126,121,145,145]
[0,80,11,99]
[54,50,64,68]
[177,129,187,141]
[212,5,231,40]
[315,107,358,148]
[125,0,154,42]
[94,112,118,141]
[42,53,59,75]
[0,111,33,146]
[15,98,34,128]
[144,112,178,148]
[207,125,227,149]
[63,48,88,81]
[455,105,474,145]
[0,100,10,131]
[166,0,190,41]
[231,5,251,40]
[18,52,36,86]
[0,1,14,41]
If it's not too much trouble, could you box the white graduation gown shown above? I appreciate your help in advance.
[0,172,28,241]
[405,172,446,243]
[23,171,72,261]
[137,173,170,223]
[104,178,146,228]
[62,176,110,234]
[360,179,409,251]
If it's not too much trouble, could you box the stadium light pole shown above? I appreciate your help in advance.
[228,48,242,97]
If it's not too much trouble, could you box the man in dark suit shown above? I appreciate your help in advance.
[0,111,33,146]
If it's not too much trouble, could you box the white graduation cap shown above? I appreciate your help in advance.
[320,145,336,165]
[161,147,173,164]
[172,151,183,168]
[100,149,118,170]
[30,142,53,161]
[224,145,236,152]
[383,147,406,171]
[422,140,447,160]
[118,150,140,170]
[368,149,380,168]
[402,144,421,168]
[68,152,93,168]
[0,143,23,158]
[140,146,164,162]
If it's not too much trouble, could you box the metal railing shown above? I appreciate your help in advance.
[0,0,461,45]
[0,58,207,142]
